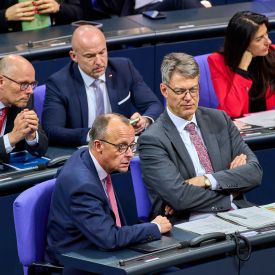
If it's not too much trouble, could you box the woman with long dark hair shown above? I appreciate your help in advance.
[208,11,275,118]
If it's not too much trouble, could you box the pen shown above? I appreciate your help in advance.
[228,213,247,219]
[130,117,140,125]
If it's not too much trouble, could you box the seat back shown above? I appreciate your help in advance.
[13,178,56,275]
[33,84,46,122]
[194,54,218,108]
[130,156,152,222]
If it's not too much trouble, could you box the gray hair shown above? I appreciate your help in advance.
[89,113,130,145]
[161,52,199,84]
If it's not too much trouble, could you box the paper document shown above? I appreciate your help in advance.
[175,215,247,235]
[217,206,275,229]
[235,110,275,128]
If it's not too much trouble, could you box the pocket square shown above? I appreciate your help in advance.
[118,92,131,105]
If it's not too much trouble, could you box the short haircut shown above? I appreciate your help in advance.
[161,52,199,84]
[89,113,130,144]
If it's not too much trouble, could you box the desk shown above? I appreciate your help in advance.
[59,228,275,275]
[0,1,275,88]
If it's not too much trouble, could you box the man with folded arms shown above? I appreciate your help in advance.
[138,52,262,223]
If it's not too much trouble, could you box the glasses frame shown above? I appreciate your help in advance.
[99,139,137,154]
[2,75,38,91]
[165,83,199,97]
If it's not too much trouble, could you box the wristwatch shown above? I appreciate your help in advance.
[204,176,211,189]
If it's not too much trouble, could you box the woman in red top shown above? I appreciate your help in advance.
[208,11,275,118]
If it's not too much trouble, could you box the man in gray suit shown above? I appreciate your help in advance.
[138,52,262,223]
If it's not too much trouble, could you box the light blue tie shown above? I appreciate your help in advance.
[93,79,105,116]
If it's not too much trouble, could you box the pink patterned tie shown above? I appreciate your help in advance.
[106,175,121,227]
[185,122,213,173]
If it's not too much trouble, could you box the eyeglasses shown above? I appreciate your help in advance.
[2,75,38,91]
[99,139,137,154]
[165,83,199,97]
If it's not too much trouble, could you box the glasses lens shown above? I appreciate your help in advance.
[20,83,30,91]
[130,143,137,152]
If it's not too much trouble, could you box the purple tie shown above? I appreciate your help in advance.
[93,79,105,116]
[185,122,213,173]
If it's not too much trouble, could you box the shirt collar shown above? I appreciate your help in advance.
[78,66,106,88]
[89,150,108,181]
[166,107,198,133]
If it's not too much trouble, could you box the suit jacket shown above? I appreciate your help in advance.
[138,107,262,222]
[0,0,83,33]
[208,52,275,118]
[0,95,48,163]
[42,58,163,146]
[45,148,160,264]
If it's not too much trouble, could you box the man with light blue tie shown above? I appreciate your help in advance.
[42,25,163,147]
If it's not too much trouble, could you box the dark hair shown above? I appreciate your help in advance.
[222,11,275,99]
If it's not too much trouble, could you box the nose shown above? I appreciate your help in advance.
[125,146,134,158]
[25,85,33,94]
[183,90,192,100]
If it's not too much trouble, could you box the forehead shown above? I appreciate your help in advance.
[105,121,134,142]
[253,23,267,39]
[170,73,199,87]
[76,33,106,53]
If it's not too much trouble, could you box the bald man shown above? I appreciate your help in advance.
[0,55,48,162]
[42,25,163,147]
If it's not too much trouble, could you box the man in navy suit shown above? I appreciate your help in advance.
[0,55,48,162]
[42,25,163,147]
[46,113,171,266]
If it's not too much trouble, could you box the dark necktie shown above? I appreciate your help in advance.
[185,122,213,173]
[93,79,105,116]
[106,175,121,227]
[0,107,8,134]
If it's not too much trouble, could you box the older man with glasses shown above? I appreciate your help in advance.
[45,113,171,269]
[0,54,48,162]
[138,52,262,224]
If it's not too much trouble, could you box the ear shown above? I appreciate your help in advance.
[160,83,168,99]
[93,140,103,153]
[69,50,77,63]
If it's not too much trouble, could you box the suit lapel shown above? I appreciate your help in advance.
[105,66,120,113]
[196,108,222,172]
[162,111,196,177]
[72,64,89,127]
[82,149,126,225]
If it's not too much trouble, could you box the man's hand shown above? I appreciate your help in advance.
[130,112,151,134]
[230,154,247,169]
[151,216,172,234]
[5,2,35,21]
[185,176,205,188]
[164,205,174,216]
[8,109,38,146]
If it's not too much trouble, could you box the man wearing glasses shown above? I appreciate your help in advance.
[138,52,262,223]
[0,55,48,162]
[46,113,171,268]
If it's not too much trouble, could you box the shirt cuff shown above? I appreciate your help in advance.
[206,174,218,190]
[3,134,14,154]
[151,221,161,232]
[25,131,39,146]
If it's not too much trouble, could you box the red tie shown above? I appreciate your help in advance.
[0,107,8,134]
[106,175,121,227]
[185,122,213,173]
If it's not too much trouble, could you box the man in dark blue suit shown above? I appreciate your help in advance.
[45,113,171,266]
[42,25,163,147]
